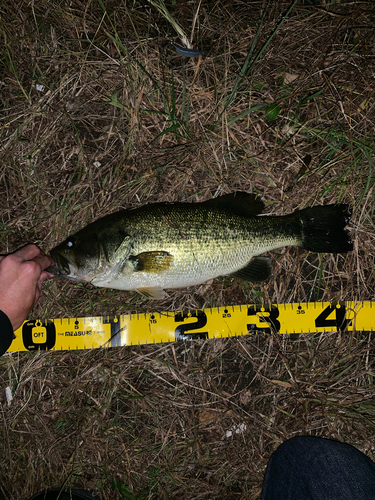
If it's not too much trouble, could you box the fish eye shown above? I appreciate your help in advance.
[66,238,75,248]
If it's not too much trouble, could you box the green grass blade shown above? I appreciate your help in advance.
[219,0,298,123]
[146,0,191,48]
[228,104,267,126]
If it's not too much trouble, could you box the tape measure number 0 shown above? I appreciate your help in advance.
[8,301,375,353]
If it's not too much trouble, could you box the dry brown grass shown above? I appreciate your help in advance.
[1,0,375,498]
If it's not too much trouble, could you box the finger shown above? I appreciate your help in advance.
[13,244,43,260]
[33,284,42,307]
[32,254,55,271]
[36,270,53,295]
[39,270,54,283]
[35,270,47,298]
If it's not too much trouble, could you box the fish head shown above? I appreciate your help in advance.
[49,232,104,282]
[48,215,134,284]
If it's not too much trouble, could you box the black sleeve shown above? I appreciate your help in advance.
[0,310,14,356]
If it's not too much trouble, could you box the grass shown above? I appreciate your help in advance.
[1,0,375,498]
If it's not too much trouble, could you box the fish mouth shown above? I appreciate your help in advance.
[46,263,63,276]
[47,251,75,278]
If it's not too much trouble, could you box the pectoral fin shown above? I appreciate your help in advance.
[130,251,173,273]
[137,286,167,299]
[230,257,272,283]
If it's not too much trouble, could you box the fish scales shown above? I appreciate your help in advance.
[120,205,298,286]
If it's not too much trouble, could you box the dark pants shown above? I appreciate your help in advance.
[260,436,375,500]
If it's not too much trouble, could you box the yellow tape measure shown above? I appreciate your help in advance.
[8,301,375,353]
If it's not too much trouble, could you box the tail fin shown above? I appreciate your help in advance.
[297,204,353,253]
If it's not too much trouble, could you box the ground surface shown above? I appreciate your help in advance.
[1,1,375,498]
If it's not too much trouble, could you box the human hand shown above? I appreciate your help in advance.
[0,245,54,331]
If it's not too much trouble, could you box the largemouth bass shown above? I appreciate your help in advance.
[48,192,352,299]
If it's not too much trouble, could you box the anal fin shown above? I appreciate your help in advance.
[230,257,272,283]
[137,286,167,300]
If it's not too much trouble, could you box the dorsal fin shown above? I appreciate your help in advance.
[202,192,264,217]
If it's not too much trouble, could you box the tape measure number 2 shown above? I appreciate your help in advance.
[8,301,375,353]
